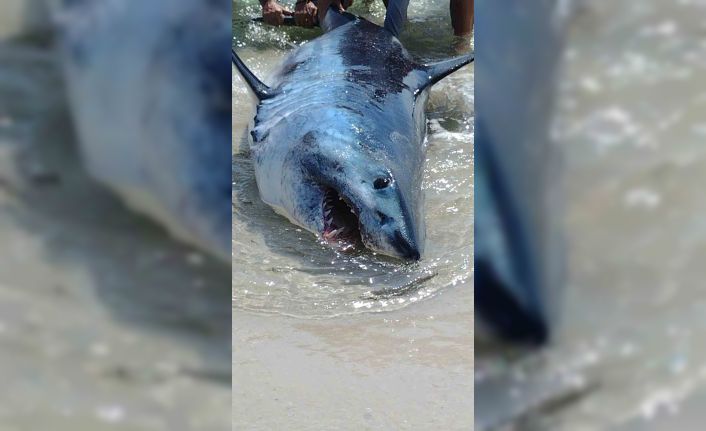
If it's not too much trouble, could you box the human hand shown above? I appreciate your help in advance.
[294,0,318,27]
[261,0,292,26]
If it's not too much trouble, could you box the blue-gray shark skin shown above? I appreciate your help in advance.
[233,11,472,261]
[50,0,231,260]
[474,0,566,344]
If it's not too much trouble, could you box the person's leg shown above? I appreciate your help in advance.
[383,0,410,37]
[450,0,472,37]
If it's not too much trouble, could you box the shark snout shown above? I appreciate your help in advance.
[392,230,421,261]
[475,259,549,344]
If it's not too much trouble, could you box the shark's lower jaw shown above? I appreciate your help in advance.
[321,188,361,251]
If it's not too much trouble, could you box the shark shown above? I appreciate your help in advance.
[233,9,473,261]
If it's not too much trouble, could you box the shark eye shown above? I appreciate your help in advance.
[373,177,391,189]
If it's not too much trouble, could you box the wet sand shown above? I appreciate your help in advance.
[233,284,472,429]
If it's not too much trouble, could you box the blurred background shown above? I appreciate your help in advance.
[476,0,706,429]
[0,1,230,429]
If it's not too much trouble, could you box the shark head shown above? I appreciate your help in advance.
[277,130,424,261]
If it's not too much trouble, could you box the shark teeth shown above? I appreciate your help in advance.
[321,187,360,245]
[323,227,347,241]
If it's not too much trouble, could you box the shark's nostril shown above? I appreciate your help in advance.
[376,211,391,224]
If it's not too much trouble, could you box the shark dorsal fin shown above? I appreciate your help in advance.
[232,49,272,100]
[415,53,474,96]
[320,7,357,33]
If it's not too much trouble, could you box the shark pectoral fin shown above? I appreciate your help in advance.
[232,49,272,100]
[415,53,474,95]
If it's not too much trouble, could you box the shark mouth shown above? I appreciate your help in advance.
[322,188,361,249]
